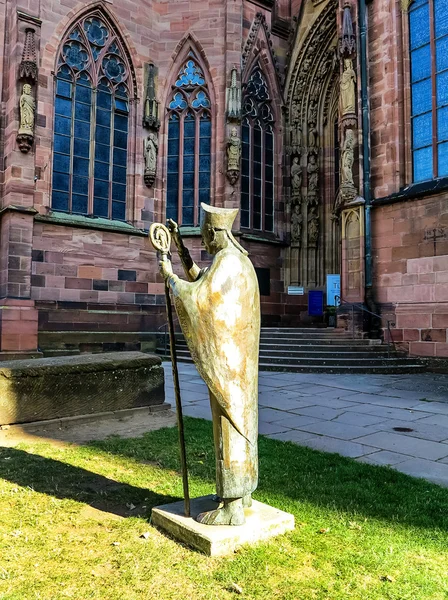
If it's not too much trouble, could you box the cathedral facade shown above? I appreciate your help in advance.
[0,0,447,362]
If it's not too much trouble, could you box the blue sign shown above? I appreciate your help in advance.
[326,274,341,306]
[308,290,324,316]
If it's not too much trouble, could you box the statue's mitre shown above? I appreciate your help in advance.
[200,203,238,231]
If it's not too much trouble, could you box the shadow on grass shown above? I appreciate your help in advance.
[90,417,448,532]
[0,446,179,518]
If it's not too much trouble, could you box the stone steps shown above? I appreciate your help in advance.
[158,327,426,374]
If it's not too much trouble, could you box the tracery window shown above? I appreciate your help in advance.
[409,0,448,181]
[241,66,274,232]
[166,55,211,226]
[51,15,133,221]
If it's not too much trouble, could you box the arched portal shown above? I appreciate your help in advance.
[285,0,341,291]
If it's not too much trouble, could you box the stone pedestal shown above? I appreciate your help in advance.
[151,495,295,556]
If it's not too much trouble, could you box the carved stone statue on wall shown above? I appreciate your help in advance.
[144,132,158,187]
[291,156,302,203]
[340,128,358,205]
[17,83,35,153]
[226,127,241,185]
[340,58,356,115]
[291,204,303,247]
[341,129,355,185]
[307,153,319,205]
[308,216,319,248]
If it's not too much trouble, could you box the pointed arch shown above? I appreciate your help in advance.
[162,35,216,227]
[50,8,137,221]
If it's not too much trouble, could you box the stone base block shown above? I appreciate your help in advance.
[0,351,165,425]
[151,495,295,556]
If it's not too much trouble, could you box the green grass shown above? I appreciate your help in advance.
[0,417,447,599]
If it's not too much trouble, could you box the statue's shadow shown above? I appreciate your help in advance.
[0,446,178,519]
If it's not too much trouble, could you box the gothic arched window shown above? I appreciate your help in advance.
[241,66,274,232]
[51,15,133,221]
[409,0,448,181]
[166,54,211,226]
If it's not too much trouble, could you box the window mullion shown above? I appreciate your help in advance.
[250,121,254,230]
[178,111,185,225]
[109,91,115,220]
[429,0,438,177]
[69,80,76,214]
[194,112,200,226]
[261,125,266,231]
[88,88,97,216]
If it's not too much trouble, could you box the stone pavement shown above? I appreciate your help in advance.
[164,362,448,488]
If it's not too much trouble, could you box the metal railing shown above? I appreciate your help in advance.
[334,296,396,358]
[157,315,179,356]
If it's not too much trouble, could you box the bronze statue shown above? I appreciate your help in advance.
[158,204,260,526]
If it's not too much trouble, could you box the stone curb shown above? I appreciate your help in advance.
[0,403,172,433]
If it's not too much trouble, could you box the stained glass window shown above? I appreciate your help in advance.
[166,54,211,226]
[241,65,274,232]
[52,15,132,220]
[410,0,448,180]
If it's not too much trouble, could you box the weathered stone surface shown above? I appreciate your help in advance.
[0,352,164,425]
[151,495,295,556]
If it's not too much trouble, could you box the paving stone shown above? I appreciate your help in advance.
[343,393,423,409]
[258,421,292,435]
[259,397,315,411]
[271,415,324,429]
[354,432,448,461]
[331,412,389,427]
[344,404,430,421]
[381,420,448,442]
[266,430,318,443]
[392,458,448,487]
[356,450,410,466]
[299,437,378,459]
[310,397,363,409]
[259,407,292,423]
[182,405,212,420]
[297,421,384,441]
[289,405,347,420]
[416,414,448,428]
[408,401,448,415]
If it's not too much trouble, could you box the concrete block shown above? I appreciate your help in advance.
[151,495,295,556]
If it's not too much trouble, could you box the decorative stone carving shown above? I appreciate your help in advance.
[307,154,319,206]
[291,156,302,204]
[243,12,282,87]
[341,129,355,185]
[308,216,319,248]
[143,63,160,130]
[339,1,356,58]
[291,204,303,247]
[144,132,158,187]
[17,83,35,153]
[340,129,358,204]
[227,67,241,121]
[340,58,356,115]
[19,28,38,81]
[226,127,241,185]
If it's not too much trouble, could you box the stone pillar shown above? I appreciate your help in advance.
[0,11,41,357]
[340,203,365,303]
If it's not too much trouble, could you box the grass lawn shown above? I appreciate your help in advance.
[0,417,447,600]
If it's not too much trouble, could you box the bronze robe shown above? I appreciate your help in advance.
[169,245,260,499]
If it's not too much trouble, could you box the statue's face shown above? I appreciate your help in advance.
[201,224,216,254]
[23,84,31,94]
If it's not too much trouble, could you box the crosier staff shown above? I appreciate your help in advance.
[149,223,190,517]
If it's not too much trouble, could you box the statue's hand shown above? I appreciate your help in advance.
[167,219,183,248]
[159,254,173,280]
